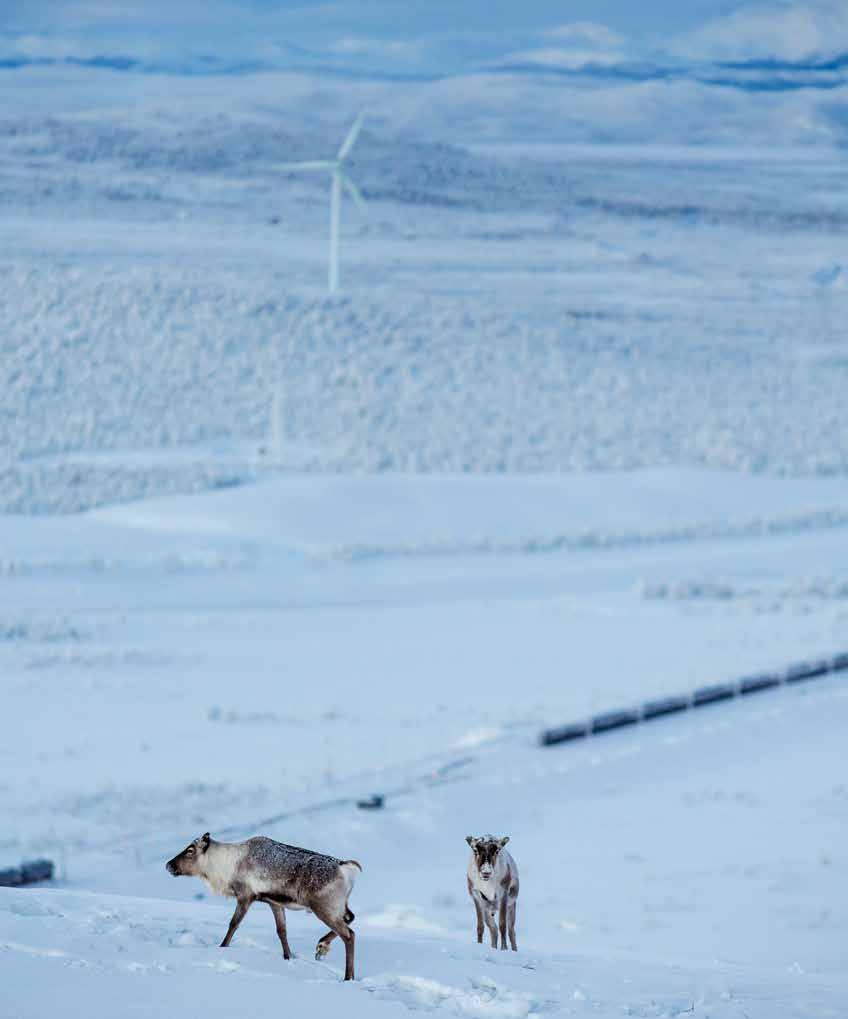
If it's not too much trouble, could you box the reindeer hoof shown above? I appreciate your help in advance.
[315,945,330,961]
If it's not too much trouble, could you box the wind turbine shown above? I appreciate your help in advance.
[279,115,366,294]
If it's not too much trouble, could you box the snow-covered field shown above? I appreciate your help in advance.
[2,58,848,1019]
[3,472,848,1017]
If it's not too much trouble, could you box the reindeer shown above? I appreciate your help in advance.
[466,834,518,951]
[166,833,361,980]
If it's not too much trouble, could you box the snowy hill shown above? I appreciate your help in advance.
[3,71,848,513]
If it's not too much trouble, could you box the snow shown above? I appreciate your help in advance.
[2,643,846,1016]
[3,48,848,1019]
[2,469,848,1016]
[2,72,848,512]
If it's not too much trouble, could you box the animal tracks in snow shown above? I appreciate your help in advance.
[362,972,543,1017]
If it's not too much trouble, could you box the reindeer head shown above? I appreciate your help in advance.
[466,834,509,881]
[166,832,210,876]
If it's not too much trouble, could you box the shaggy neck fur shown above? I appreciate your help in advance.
[198,840,245,897]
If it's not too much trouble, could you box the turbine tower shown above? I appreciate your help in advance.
[279,115,366,294]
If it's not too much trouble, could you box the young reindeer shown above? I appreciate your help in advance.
[466,834,519,951]
[166,833,361,980]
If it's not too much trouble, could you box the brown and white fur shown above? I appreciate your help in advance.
[166,833,361,980]
[466,834,518,951]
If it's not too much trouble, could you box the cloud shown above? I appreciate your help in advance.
[499,21,627,72]
[497,46,625,71]
[331,35,423,62]
[7,33,75,59]
[543,21,624,49]
[676,1,848,64]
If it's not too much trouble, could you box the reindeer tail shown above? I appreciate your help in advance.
[339,859,362,895]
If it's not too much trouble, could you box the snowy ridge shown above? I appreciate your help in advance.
[5,471,848,574]
[3,49,848,93]
[318,504,848,562]
[7,63,848,150]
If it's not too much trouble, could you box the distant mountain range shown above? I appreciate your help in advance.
[2,51,847,93]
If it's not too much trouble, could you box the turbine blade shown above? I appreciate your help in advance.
[336,114,364,161]
[276,161,334,172]
[341,173,366,212]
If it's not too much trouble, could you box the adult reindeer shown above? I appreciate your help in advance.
[466,834,519,951]
[166,833,361,980]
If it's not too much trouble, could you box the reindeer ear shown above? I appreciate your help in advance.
[199,833,210,851]
[466,835,476,847]
[499,836,510,847]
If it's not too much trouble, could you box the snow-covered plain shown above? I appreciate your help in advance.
[2,472,848,1017]
[2,63,848,1018]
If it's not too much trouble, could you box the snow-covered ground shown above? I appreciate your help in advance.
[5,665,848,1019]
[3,72,848,513]
[3,91,848,511]
[2,472,848,1017]
[2,57,848,1019]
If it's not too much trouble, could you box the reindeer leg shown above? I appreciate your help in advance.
[508,898,518,951]
[220,897,253,947]
[315,928,337,960]
[498,898,509,950]
[473,898,485,943]
[267,902,292,960]
[312,905,355,981]
[484,907,498,949]
[468,879,484,944]
[341,925,356,982]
